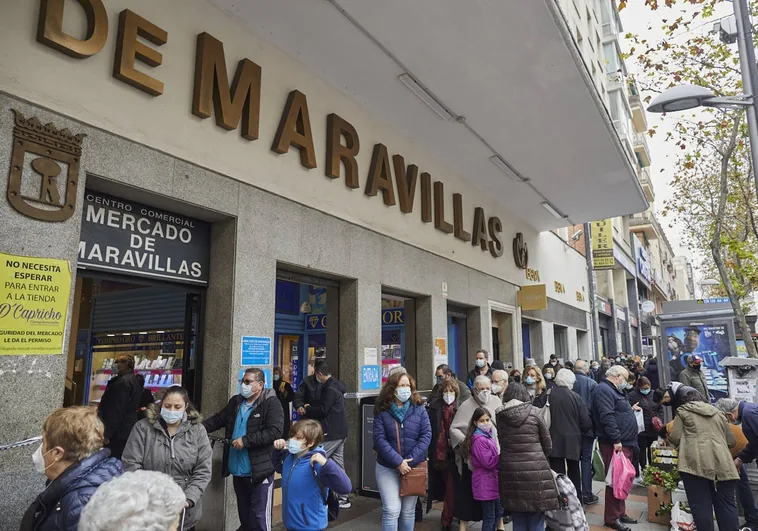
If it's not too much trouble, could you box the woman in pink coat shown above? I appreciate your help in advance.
[460,407,501,531]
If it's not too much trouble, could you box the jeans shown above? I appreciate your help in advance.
[739,465,758,527]
[481,499,503,531]
[511,511,545,531]
[376,462,417,531]
[680,472,738,531]
[549,457,582,501]
[579,436,594,499]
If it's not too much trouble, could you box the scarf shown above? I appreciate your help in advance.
[391,401,411,423]
[435,403,455,462]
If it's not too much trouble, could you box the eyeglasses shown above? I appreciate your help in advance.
[239,378,261,385]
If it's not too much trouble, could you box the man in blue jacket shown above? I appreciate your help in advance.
[592,365,639,531]
[573,360,599,505]
[717,399,758,469]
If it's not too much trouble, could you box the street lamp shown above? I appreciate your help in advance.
[698,278,720,298]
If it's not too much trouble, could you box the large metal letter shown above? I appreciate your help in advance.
[326,113,359,187]
[37,0,108,59]
[113,10,167,96]
[272,90,317,169]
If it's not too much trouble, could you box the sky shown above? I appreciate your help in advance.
[618,0,735,267]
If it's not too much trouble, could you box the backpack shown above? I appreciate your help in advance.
[311,463,340,522]
[545,471,589,531]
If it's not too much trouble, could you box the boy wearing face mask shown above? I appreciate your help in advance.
[272,420,352,531]
[466,349,493,390]
[427,379,461,530]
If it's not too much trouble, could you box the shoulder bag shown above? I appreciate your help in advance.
[395,420,428,497]
[537,388,552,429]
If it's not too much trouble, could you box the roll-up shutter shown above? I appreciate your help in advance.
[91,287,187,334]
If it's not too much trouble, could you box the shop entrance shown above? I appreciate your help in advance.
[381,294,416,382]
[447,306,468,376]
[491,308,515,367]
[64,273,204,407]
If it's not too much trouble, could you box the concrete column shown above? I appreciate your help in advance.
[567,327,579,361]
[415,294,448,391]
[467,306,489,371]
[532,321,555,366]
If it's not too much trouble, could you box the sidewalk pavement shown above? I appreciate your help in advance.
[325,482,671,531]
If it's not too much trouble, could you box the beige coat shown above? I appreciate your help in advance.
[669,401,739,482]
[450,394,501,473]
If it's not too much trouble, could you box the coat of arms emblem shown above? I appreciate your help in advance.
[7,109,86,222]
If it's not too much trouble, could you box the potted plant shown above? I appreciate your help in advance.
[642,465,680,525]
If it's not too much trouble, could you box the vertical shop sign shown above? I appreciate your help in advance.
[591,219,614,270]
[0,253,71,355]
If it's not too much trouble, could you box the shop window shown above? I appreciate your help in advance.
[381,295,416,382]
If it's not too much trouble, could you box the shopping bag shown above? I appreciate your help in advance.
[538,389,552,429]
[635,410,645,434]
[592,441,605,479]
[611,451,636,500]
[604,454,614,487]
[670,501,696,531]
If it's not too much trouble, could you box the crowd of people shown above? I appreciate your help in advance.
[18,349,758,531]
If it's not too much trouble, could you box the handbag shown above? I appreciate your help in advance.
[395,420,428,497]
[537,389,552,429]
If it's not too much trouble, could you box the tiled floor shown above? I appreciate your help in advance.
[323,482,672,531]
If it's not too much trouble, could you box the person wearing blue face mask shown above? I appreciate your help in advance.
[467,349,494,390]
[122,386,212,530]
[626,377,662,484]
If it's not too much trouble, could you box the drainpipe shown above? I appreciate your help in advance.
[584,222,601,361]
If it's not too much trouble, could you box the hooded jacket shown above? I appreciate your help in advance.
[669,401,738,482]
[122,405,213,529]
[273,446,352,531]
[470,430,499,502]
[592,379,638,448]
[496,400,559,513]
[20,449,122,531]
[203,387,284,482]
[301,376,348,441]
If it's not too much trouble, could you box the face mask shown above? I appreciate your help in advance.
[436,376,444,384]
[640,388,651,396]
[513,375,521,383]
[287,439,305,455]
[476,359,486,368]
[240,384,254,398]
[396,387,412,403]
[550,361,557,366]
[274,374,281,381]
[477,390,491,403]
[32,444,54,475]
[544,373,553,380]
[161,408,184,425]
[524,376,535,385]
[443,392,456,405]
[693,363,702,370]
[591,365,599,370]
[477,421,492,433]
[620,381,629,391]
[492,384,503,395]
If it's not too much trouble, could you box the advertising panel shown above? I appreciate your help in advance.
[591,219,614,270]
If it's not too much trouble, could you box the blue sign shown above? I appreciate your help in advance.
[306,314,327,331]
[241,336,272,365]
[237,368,273,394]
[361,365,381,390]
[702,297,730,304]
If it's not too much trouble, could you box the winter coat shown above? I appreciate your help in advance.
[274,379,294,437]
[496,400,560,513]
[273,447,352,531]
[679,367,709,401]
[644,359,660,389]
[737,402,758,463]
[98,371,143,442]
[301,376,348,441]
[467,366,493,390]
[572,371,597,413]
[450,394,503,450]
[592,379,639,448]
[19,449,122,531]
[626,388,662,436]
[669,401,738,482]
[534,386,592,461]
[470,431,499,501]
[203,388,284,482]
[293,374,320,411]
[426,398,456,511]
[373,404,431,469]
[122,406,213,529]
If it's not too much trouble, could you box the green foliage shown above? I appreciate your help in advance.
[642,465,680,492]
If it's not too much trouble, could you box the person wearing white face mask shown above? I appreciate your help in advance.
[122,386,212,530]
[427,379,461,530]
[20,406,123,531]
[490,370,508,403]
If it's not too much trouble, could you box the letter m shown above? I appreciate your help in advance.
[192,32,261,140]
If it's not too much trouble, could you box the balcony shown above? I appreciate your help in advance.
[637,166,655,202]
[628,83,649,133]
[629,210,661,241]
[633,130,652,167]
[602,11,620,43]
[606,71,623,91]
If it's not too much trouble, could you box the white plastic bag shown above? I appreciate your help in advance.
[635,410,645,434]
[670,501,696,531]
[604,454,614,487]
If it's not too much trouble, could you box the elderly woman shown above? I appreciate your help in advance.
[498,383,559,531]
[20,406,123,531]
[79,470,186,531]
[523,365,545,400]
[534,368,591,500]
[450,375,503,531]
[670,389,739,531]
[427,378,460,531]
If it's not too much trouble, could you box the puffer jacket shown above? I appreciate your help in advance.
[373,404,431,469]
[122,405,212,529]
[19,449,122,531]
[203,388,284,482]
[496,400,559,513]
[592,379,638,448]
[471,431,499,501]
[669,401,739,482]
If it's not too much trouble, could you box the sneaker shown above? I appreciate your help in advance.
[338,496,352,509]
[583,494,600,506]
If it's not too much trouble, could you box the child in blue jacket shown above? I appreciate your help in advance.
[273,419,352,531]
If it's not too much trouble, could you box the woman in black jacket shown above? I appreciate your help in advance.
[627,377,661,477]
[534,368,591,501]
[427,378,460,531]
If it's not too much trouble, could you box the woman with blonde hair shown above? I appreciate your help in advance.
[523,365,545,400]
[20,406,123,531]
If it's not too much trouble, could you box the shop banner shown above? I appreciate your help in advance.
[591,219,614,270]
[518,284,547,311]
[0,253,71,355]
[78,191,210,285]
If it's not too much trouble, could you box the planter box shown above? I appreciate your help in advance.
[647,485,672,525]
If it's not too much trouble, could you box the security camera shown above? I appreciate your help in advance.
[571,230,583,242]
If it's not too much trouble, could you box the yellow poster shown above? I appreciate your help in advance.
[591,219,614,270]
[0,253,72,355]
[434,337,447,367]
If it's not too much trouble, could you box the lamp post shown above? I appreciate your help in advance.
[646,0,758,197]
[698,278,720,299]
